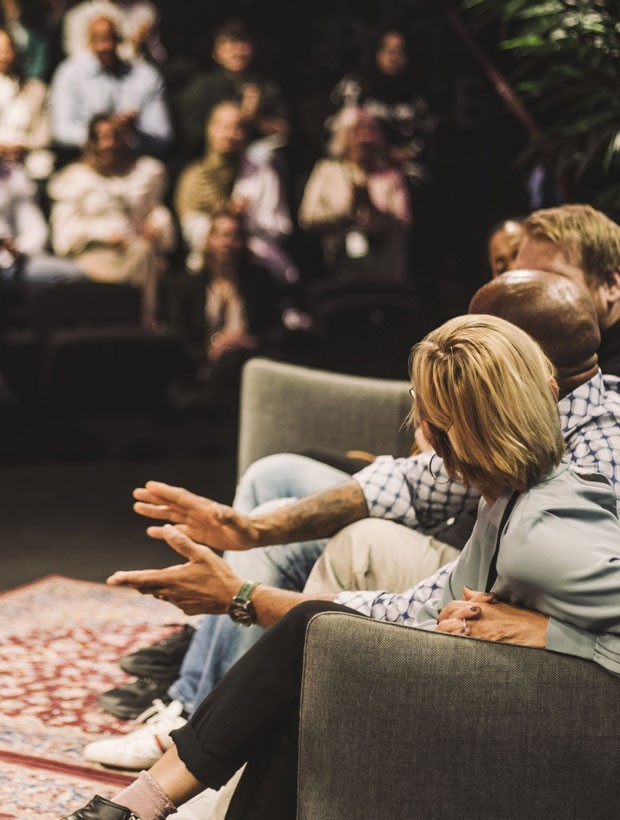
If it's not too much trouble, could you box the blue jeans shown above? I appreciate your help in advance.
[168,454,349,714]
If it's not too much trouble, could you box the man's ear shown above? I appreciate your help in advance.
[604,269,620,305]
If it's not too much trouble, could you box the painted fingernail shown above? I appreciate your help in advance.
[469,606,480,613]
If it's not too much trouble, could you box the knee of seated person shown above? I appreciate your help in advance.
[241,453,311,483]
[278,600,342,634]
[326,518,391,554]
[236,453,312,501]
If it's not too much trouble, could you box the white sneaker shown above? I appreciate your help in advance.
[83,699,187,770]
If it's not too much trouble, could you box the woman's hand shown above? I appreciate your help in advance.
[436,586,549,647]
[133,481,260,550]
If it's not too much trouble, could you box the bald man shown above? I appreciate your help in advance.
[470,268,601,394]
[50,15,173,158]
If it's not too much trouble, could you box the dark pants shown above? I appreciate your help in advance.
[171,600,359,820]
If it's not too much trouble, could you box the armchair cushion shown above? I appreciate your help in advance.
[237,357,412,476]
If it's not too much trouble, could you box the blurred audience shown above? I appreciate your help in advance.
[50,15,173,159]
[174,100,298,283]
[173,18,289,167]
[47,113,175,330]
[487,216,525,279]
[298,105,411,282]
[0,27,53,181]
[0,157,84,283]
[168,209,286,410]
[0,0,50,80]
[328,24,436,193]
[62,0,166,64]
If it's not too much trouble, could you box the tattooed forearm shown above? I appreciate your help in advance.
[252,480,369,545]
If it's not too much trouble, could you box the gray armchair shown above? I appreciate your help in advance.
[297,612,620,820]
[237,357,620,820]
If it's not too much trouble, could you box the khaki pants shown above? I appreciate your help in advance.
[305,518,460,594]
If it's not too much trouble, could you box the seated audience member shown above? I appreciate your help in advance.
[487,216,524,279]
[0,157,83,283]
[515,203,620,375]
[83,268,620,773]
[166,209,286,410]
[328,23,436,192]
[173,18,289,166]
[0,0,50,81]
[50,15,173,159]
[62,0,165,64]
[0,26,53,180]
[62,313,620,820]
[47,113,175,330]
[297,106,412,283]
[174,100,298,283]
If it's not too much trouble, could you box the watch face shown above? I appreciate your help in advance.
[228,600,255,627]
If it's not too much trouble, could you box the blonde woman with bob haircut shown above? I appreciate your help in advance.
[409,314,565,502]
[61,315,620,820]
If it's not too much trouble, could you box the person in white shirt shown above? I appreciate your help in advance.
[47,113,175,329]
[0,26,53,179]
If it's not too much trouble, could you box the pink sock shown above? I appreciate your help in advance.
[113,771,177,820]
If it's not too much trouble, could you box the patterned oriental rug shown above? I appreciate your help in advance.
[0,575,195,819]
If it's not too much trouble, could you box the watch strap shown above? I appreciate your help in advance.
[228,580,259,627]
[233,580,259,604]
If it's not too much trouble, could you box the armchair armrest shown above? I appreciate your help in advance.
[298,611,620,820]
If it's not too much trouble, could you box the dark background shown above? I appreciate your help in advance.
[0,0,535,590]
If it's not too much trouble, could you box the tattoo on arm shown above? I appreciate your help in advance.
[255,480,369,545]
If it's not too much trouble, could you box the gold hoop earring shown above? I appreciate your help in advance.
[429,452,451,484]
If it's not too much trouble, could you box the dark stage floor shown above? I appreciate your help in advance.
[0,403,239,591]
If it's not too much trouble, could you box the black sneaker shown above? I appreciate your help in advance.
[97,677,173,720]
[62,795,138,819]
[119,624,195,680]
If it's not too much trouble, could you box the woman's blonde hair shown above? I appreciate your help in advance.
[409,314,565,495]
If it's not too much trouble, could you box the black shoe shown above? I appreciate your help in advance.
[119,624,195,680]
[98,677,173,720]
[62,795,138,819]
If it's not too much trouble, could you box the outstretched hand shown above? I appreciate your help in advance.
[132,481,259,551]
[107,524,242,615]
[436,586,548,647]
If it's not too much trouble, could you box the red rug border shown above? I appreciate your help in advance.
[0,750,134,787]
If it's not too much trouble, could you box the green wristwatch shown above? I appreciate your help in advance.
[228,580,259,627]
